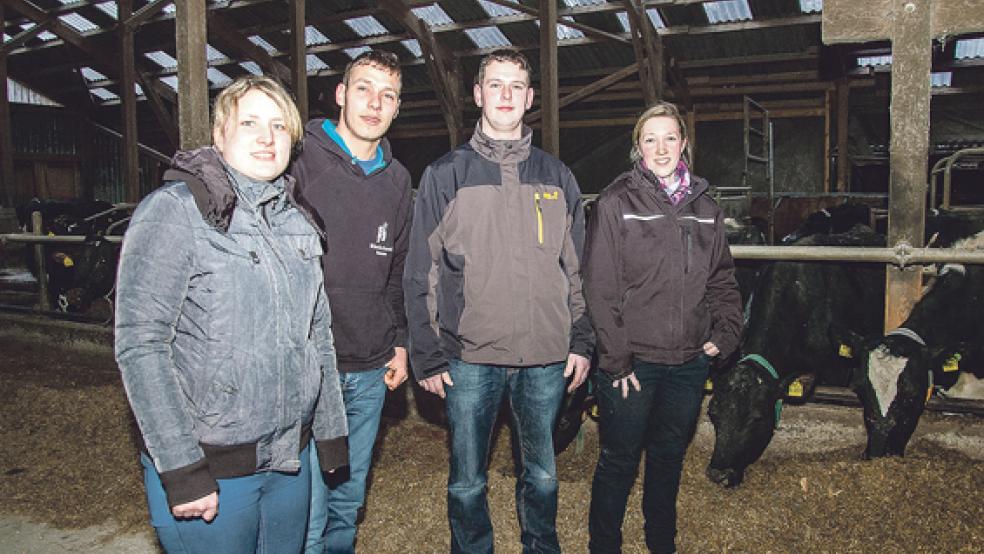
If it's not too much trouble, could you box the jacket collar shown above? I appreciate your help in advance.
[630,161,709,207]
[303,118,393,175]
[469,122,532,165]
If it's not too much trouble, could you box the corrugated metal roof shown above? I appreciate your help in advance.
[239,61,262,75]
[345,46,372,59]
[206,45,227,62]
[160,76,178,91]
[955,38,984,60]
[306,26,331,46]
[59,12,98,33]
[96,2,118,19]
[144,51,177,70]
[90,87,117,101]
[206,68,232,86]
[931,72,952,87]
[562,0,607,6]
[798,0,822,14]
[857,54,892,67]
[401,39,422,58]
[248,36,277,53]
[345,15,389,37]
[615,8,665,32]
[478,0,518,18]
[703,0,752,24]
[306,54,330,72]
[6,78,59,105]
[557,17,585,41]
[412,5,454,27]
[464,26,512,49]
[80,67,106,82]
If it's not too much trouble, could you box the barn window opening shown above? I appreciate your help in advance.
[345,16,389,37]
[305,26,331,46]
[401,39,422,58]
[954,38,984,60]
[703,0,753,24]
[615,9,665,32]
[798,0,822,14]
[465,26,512,49]
[411,4,454,27]
[248,35,277,54]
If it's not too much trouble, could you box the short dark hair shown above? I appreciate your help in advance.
[475,48,532,86]
[342,50,402,89]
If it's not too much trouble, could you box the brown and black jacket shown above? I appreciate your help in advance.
[403,124,594,380]
[583,163,743,379]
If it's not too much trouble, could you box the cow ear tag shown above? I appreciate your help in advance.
[942,353,961,372]
[787,380,804,397]
[838,344,853,358]
[704,379,713,392]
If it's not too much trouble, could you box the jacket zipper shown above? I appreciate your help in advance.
[534,193,544,244]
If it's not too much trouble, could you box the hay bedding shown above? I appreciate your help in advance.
[1,334,982,553]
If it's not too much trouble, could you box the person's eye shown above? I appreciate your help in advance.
[273,123,287,131]
[240,120,256,127]
[489,82,501,89]
[383,92,398,103]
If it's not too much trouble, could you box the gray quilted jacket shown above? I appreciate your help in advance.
[115,147,348,508]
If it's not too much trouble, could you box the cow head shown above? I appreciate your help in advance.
[707,356,798,487]
[839,330,936,459]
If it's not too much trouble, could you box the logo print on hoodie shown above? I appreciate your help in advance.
[371,222,392,256]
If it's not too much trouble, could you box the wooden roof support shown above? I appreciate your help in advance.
[0,4,15,207]
[288,0,307,122]
[135,71,178,150]
[119,0,139,202]
[122,0,170,32]
[824,0,984,331]
[378,0,463,148]
[526,61,640,123]
[622,0,664,105]
[0,18,51,56]
[481,0,630,45]
[209,11,292,85]
[175,0,210,149]
[539,0,559,156]
[835,77,849,192]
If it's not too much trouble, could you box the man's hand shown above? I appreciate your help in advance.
[564,353,590,393]
[613,372,642,399]
[384,347,409,391]
[171,491,218,522]
[419,371,453,398]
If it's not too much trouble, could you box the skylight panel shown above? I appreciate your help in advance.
[59,12,98,33]
[703,0,752,24]
[857,54,892,67]
[557,17,585,40]
[96,2,118,19]
[134,83,143,96]
[80,67,107,82]
[345,15,389,37]
[305,25,331,46]
[411,5,454,27]
[955,38,984,60]
[402,39,422,58]
[465,26,511,49]
[798,0,822,13]
[478,0,519,17]
[616,9,665,32]
[145,50,178,69]
[160,76,179,91]
[7,78,60,106]
[90,87,118,101]
[163,4,175,15]
[344,46,372,59]
[38,30,58,41]
[206,45,227,62]
[248,36,277,53]
[562,0,606,6]
[207,68,232,87]
[306,54,329,72]
[931,72,952,88]
[240,61,262,75]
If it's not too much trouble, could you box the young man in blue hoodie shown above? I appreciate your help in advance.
[291,50,411,554]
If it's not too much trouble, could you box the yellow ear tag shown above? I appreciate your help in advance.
[788,380,804,397]
[47,231,55,236]
[838,344,853,358]
[62,256,74,268]
[942,353,961,372]
[704,379,713,392]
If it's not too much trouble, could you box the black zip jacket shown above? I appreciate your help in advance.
[583,163,743,378]
[291,119,412,372]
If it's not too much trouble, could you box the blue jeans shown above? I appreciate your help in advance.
[445,359,566,554]
[588,355,710,554]
[141,445,311,554]
[306,367,387,554]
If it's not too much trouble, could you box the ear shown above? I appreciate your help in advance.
[335,82,347,110]
[525,87,534,110]
[473,82,483,108]
[212,125,225,152]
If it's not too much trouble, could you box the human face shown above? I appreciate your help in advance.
[213,89,292,181]
[638,115,687,180]
[474,60,534,140]
[336,63,401,159]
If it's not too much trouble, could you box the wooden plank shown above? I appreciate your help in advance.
[526,62,640,123]
[884,0,931,331]
[0,19,51,56]
[119,0,140,203]
[288,0,307,122]
[622,0,655,105]
[823,89,831,193]
[175,0,210,149]
[836,78,849,192]
[825,0,984,43]
[0,4,14,207]
[539,0,559,156]
[122,0,170,31]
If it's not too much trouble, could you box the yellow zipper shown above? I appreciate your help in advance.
[535,193,543,244]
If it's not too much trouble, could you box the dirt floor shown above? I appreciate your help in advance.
[0,326,982,553]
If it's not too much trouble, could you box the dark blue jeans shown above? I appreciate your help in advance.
[588,355,710,554]
[445,359,566,554]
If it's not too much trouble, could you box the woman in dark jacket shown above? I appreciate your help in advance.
[583,101,743,554]
[115,76,348,553]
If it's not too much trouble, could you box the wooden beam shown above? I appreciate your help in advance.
[122,0,169,32]
[480,0,630,44]
[0,18,51,56]
[0,4,15,207]
[678,49,819,69]
[539,0,559,155]
[288,0,307,122]
[526,62,639,123]
[622,0,655,105]
[134,70,178,150]
[119,0,139,202]
[835,78,849,192]
[377,0,463,148]
[175,0,210,149]
[823,0,984,44]
[209,11,292,85]
[823,89,831,192]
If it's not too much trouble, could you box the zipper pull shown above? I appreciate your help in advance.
[249,251,260,264]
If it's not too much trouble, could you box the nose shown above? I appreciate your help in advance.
[256,124,274,145]
[502,86,512,100]
[368,93,381,111]
[656,139,668,154]
[706,465,743,487]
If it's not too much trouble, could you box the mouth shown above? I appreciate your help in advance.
[496,106,514,112]
[251,151,276,161]
[361,116,381,126]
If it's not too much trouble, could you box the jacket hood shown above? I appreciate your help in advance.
[163,146,300,234]
[301,118,394,170]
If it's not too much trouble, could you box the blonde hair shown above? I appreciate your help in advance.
[630,101,691,165]
[212,75,303,146]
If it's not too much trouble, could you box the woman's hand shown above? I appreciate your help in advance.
[171,491,218,522]
[703,342,720,357]
[613,372,641,399]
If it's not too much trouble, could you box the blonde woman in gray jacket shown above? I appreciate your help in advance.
[115,76,348,553]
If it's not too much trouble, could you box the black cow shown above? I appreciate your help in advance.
[706,225,886,487]
[781,202,873,244]
[839,230,984,458]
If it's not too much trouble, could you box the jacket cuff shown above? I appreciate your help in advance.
[413,361,449,381]
[158,457,218,509]
[710,332,738,361]
[598,352,633,380]
[316,437,349,472]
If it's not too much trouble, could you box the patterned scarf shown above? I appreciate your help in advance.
[644,159,691,205]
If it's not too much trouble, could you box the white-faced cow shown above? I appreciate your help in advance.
[706,225,886,487]
[840,230,984,458]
